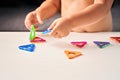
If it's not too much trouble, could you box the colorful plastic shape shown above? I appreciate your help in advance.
[18,44,35,52]
[64,50,82,59]
[30,25,36,40]
[110,37,120,43]
[30,37,46,43]
[93,41,111,48]
[71,41,87,48]
[42,29,51,34]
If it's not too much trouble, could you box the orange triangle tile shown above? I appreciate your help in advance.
[64,50,82,59]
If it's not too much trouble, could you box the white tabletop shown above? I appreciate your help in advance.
[0,32,120,80]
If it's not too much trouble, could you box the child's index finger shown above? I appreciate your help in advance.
[29,25,36,40]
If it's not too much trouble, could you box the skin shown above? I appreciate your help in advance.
[24,0,114,38]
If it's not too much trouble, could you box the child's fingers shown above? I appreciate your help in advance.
[25,12,35,30]
[50,31,58,38]
[48,20,57,30]
[36,13,43,24]
[49,19,61,37]
[25,21,32,30]
[50,29,62,38]
[53,33,63,38]
[34,24,40,30]
[49,24,58,37]
[24,18,31,30]
[25,12,40,30]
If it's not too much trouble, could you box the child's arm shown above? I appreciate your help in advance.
[66,0,114,28]
[48,0,114,38]
[24,0,60,30]
[35,0,61,21]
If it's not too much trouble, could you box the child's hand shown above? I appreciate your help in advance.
[48,18,72,38]
[24,11,43,30]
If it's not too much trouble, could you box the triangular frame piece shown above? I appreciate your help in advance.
[64,50,82,59]
[30,25,36,40]
[30,37,46,43]
[71,41,87,48]
[93,41,110,48]
[110,37,120,43]
[18,44,35,52]
[42,29,51,34]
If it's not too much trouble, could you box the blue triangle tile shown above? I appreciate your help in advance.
[42,29,51,34]
[19,44,35,52]
[93,41,110,48]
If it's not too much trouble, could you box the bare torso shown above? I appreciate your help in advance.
[61,0,112,32]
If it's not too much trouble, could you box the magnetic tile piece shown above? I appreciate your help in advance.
[110,37,120,43]
[30,37,46,43]
[42,29,51,34]
[18,44,35,52]
[30,25,36,40]
[71,41,87,48]
[93,41,111,48]
[64,50,82,59]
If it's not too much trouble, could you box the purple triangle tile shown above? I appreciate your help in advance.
[93,41,110,48]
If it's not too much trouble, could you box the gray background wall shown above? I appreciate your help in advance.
[0,0,120,32]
